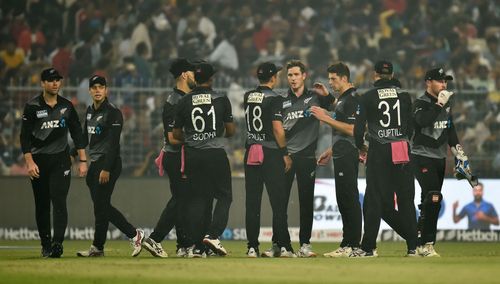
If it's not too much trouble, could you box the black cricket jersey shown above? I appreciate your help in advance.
[354,79,413,148]
[243,85,283,149]
[331,87,358,159]
[282,88,334,156]
[162,88,186,153]
[20,94,86,154]
[174,86,233,149]
[84,99,122,171]
[411,92,459,159]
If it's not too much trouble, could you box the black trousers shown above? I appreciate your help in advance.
[412,154,446,245]
[149,151,190,247]
[184,147,232,247]
[86,157,136,250]
[282,154,316,246]
[333,147,362,248]
[361,142,417,252]
[245,147,291,250]
[31,151,71,248]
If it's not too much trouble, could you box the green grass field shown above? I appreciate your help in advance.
[0,240,499,284]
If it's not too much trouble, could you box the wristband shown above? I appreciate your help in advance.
[279,147,289,156]
[79,160,87,162]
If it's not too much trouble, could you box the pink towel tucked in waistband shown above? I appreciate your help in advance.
[247,144,264,165]
[154,150,165,176]
[391,141,409,165]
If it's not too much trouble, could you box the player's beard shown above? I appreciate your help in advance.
[187,77,196,89]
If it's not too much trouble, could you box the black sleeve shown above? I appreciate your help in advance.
[173,97,187,129]
[20,104,34,154]
[223,96,234,123]
[353,94,367,149]
[413,100,442,128]
[343,96,359,125]
[163,101,175,136]
[447,108,460,147]
[402,92,414,139]
[318,93,335,110]
[68,104,87,149]
[83,111,89,145]
[103,108,123,171]
[271,95,284,122]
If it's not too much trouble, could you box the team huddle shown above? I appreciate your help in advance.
[21,58,478,258]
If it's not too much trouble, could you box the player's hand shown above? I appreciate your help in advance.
[317,148,332,166]
[99,170,110,184]
[452,201,459,210]
[78,161,88,177]
[359,144,368,164]
[283,155,292,173]
[27,160,40,180]
[475,211,487,221]
[310,106,330,122]
[313,82,329,96]
[437,90,453,106]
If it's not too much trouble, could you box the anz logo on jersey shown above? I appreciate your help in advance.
[433,120,450,129]
[87,125,102,135]
[285,110,304,121]
[40,118,66,129]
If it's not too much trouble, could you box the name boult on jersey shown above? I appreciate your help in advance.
[377,88,398,99]
[247,92,264,103]
[192,94,211,105]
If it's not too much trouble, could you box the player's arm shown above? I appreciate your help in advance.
[163,102,183,145]
[310,107,354,136]
[271,96,292,172]
[20,104,39,179]
[353,95,367,149]
[223,96,235,137]
[477,206,499,225]
[413,99,442,127]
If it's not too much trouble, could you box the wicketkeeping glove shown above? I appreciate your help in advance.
[451,144,478,187]
[437,90,453,106]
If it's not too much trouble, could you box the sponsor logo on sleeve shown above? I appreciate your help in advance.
[36,110,48,118]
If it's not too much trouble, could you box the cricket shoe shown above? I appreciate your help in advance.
[417,242,440,257]
[279,247,297,258]
[246,247,259,258]
[261,243,280,257]
[49,242,63,258]
[176,247,188,257]
[348,248,378,258]
[323,246,353,258]
[41,246,51,258]
[77,245,104,257]
[142,237,168,258]
[297,243,317,258]
[202,235,227,256]
[406,249,420,257]
[131,229,145,257]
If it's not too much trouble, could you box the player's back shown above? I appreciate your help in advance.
[243,85,283,149]
[175,86,233,149]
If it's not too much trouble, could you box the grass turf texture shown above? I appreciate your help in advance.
[0,240,499,284]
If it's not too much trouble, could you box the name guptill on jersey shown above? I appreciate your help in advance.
[192,94,211,105]
[247,92,264,103]
[377,88,398,99]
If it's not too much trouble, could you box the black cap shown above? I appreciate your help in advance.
[374,60,393,75]
[169,58,195,78]
[40,67,63,81]
[194,62,216,84]
[89,75,107,88]
[257,62,282,80]
[425,68,453,81]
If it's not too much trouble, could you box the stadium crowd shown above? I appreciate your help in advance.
[0,0,499,177]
